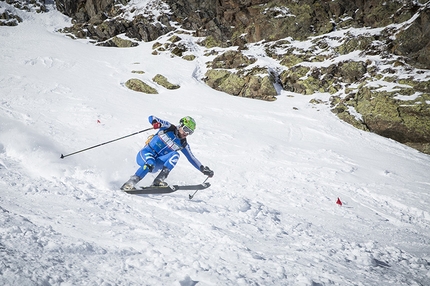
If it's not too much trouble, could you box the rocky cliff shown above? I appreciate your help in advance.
[53,0,430,69]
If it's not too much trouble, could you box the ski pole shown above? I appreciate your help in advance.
[60,127,153,159]
[189,176,210,200]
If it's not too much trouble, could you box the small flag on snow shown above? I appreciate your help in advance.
[336,197,342,206]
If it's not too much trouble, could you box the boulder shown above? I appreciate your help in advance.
[125,79,158,94]
[152,74,180,90]
[211,50,257,69]
[205,69,277,100]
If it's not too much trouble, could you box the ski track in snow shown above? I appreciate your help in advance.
[1,3,430,286]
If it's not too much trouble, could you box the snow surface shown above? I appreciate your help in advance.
[1,3,430,286]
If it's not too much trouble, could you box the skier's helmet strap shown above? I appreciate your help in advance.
[179,116,196,135]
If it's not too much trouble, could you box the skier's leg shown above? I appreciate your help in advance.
[152,152,180,186]
[120,174,142,191]
[159,151,180,171]
[135,148,156,177]
[121,148,155,190]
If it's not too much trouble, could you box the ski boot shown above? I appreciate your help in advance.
[152,167,170,187]
[120,175,142,191]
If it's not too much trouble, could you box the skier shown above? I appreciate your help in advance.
[120,115,214,191]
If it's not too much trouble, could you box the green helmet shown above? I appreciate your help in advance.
[179,116,196,135]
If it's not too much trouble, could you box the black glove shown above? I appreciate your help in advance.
[200,165,214,177]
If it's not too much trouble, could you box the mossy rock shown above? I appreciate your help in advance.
[152,74,180,90]
[182,54,196,61]
[279,66,311,94]
[335,35,375,55]
[280,54,303,67]
[200,35,221,49]
[339,61,367,83]
[171,44,186,57]
[205,70,277,100]
[240,66,269,77]
[332,102,369,131]
[356,88,401,123]
[240,75,277,101]
[168,35,182,43]
[398,78,430,92]
[152,42,162,50]
[218,73,246,96]
[211,50,257,69]
[298,75,326,95]
[125,79,158,94]
[205,69,244,95]
[246,3,315,42]
[398,104,430,142]
[355,87,430,146]
[204,69,232,88]
[110,36,137,48]
[279,65,310,91]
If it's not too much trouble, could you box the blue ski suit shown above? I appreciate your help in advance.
[134,116,202,179]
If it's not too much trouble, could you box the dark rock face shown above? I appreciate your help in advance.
[164,0,269,46]
[163,0,430,70]
[0,9,22,26]
[56,0,113,20]
[54,0,430,69]
[392,5,430,69]
[55,0,174,45]
[1,0,46,26]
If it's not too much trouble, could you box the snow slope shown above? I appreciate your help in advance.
[1,3,429,286]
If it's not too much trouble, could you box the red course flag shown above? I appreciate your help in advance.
[336,197,342,206]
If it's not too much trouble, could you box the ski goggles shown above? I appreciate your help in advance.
[181,124,194,135]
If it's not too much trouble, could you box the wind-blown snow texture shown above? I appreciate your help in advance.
[1,3,429,286]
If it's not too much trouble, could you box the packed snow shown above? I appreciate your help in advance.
[1,3,430,286]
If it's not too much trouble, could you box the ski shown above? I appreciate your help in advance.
[124,182,211,195]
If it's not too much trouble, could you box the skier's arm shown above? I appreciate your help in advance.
[148,115,171,130]
[181,144,202,170]
[182,145,214,177]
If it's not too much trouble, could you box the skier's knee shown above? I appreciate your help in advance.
[165,153,180,170]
